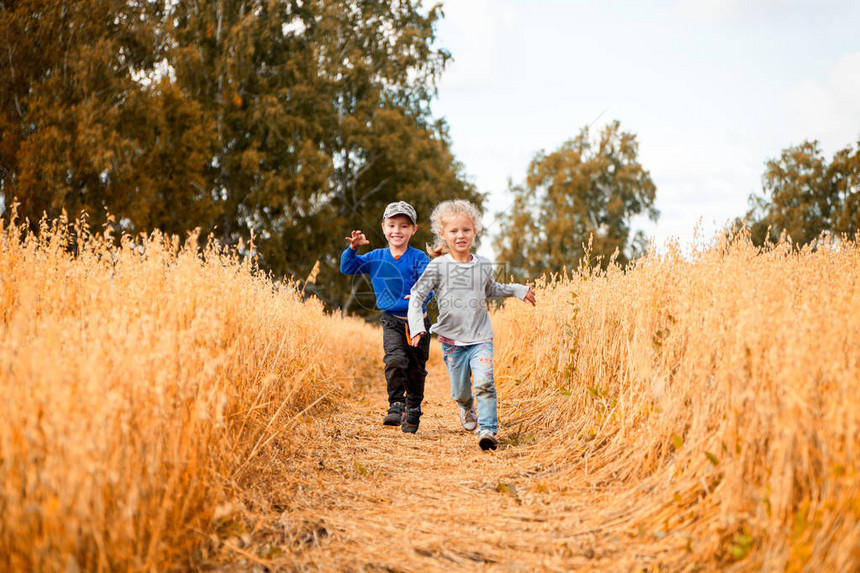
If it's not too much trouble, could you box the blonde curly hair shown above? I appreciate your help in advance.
[426,199,483,258]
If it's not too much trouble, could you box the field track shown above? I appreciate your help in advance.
[231,350,650,573]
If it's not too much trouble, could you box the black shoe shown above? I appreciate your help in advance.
[383,402,405,426]
[401,407,422,434]
[478,429,499,451]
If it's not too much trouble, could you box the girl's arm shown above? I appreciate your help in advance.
[407,261,441,340]
[413,252,434,306]
[487,279,536,306]
[481,255,530,300]
[486,277,530,300]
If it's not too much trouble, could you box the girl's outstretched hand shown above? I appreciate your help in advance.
[524,288,536,306]
[345,230,370,249]
[410,333,424,347]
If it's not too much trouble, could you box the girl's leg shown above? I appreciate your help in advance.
[441,343,474,409]
[469,341,497,433]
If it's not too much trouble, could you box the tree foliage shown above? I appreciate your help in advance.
[0,0,481,313]
[495,121,658,279]
[0,0,204,233]
[743,139,860,246]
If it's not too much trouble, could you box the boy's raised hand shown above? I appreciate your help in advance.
[345,230,370,250]
[524,288,536,306]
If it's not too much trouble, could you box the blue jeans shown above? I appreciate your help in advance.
[440,341,498,433]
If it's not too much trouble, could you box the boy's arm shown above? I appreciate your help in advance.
[407,261,440,338]
[340,246,371,275]
[341,230,372,274]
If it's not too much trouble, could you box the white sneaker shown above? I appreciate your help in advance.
[459,406,478,432]
[477,429,498,451]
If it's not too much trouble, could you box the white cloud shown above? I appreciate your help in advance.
[501,5,518,31]
[433,1,859,256]
[677,0,837,22]
[781,51,860,152]
[436,0,518,90]
[677,0,743,21]
[830,52,860,124]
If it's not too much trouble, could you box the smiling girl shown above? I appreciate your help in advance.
[407,200,535,450]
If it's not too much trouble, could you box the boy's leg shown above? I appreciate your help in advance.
[469,341,498,434]
[441,343,474,409]
[404,316,432,410]
[381,314,409,407]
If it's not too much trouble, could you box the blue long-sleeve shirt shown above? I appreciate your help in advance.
[340,246,431,315]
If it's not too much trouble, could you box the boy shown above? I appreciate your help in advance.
[341,201,432,433]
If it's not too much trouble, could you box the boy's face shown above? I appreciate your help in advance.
[382,215,417,249]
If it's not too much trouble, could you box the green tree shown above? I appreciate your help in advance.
[744,139,860,246]
[495,120,658,279]
[1,0,480,314]
[167,0,481,310]
[0,0,217,236]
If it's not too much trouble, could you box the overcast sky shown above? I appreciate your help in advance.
[431,0,860,256]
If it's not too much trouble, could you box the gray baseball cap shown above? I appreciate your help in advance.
[382,201,417,224]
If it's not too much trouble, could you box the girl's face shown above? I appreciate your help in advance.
[441,214,476,257]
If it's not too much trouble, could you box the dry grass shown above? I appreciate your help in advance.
[0,212,378,571]
[494,231,860,571]
[3,209,859,572]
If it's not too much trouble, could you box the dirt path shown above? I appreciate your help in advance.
[243,355,646,573]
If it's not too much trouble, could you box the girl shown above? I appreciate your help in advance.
[407,200,535,450]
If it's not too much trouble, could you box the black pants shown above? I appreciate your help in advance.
[381,313,431,410]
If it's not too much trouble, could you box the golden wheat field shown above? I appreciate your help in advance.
[1,213,858,572]
[0,213,379,571]
[492,232,860,571]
